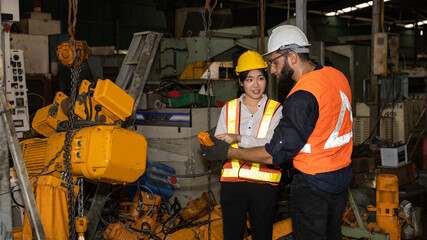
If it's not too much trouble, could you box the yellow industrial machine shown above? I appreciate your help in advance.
[31,91,69,137]
[19,124,147,239]
[21,175,80,240]
[272,218,293,240]
[103,183,293,240]
[32,79,134,137]
[17,75,148,239]
[56,24,91,68]
[367,174,411,240]
[20,125,147,184]
[104,191,162,240]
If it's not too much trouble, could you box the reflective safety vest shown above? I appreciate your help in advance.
[288,66,353,175]
[220,98,282,185]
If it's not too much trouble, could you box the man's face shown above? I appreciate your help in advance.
[269,51,294,84]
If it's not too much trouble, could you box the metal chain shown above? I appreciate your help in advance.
[201,4,214,131]
[77,178,84,218]
[64,64,82,240]
[32,129,81,197]
[68,0,79,38]
[202,2,216,239]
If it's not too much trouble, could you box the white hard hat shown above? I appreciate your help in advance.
[264,25,310,56]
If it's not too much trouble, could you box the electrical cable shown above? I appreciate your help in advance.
[137,179,144,211]
[137,183,156,217]
[27,93,46,107]
[142,175,172,215]
[88,82,96,121]
[88,91,93,121]
[156,207,181,232]
[82,93,90,120]
[11,189,24,208]
[127,225,163,240]
[96,185,127,226]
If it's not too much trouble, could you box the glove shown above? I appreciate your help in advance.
[200,135,230,161]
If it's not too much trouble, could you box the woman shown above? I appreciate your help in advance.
[214,50,283,240]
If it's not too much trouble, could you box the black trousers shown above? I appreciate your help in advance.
[290,173,347,240]
[220,181,278,240]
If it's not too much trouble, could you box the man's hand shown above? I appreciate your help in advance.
[200,135,230,161]
[215,133,241,144]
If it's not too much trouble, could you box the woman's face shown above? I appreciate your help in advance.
[240,69,266,100]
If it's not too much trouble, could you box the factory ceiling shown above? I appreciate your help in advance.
[224,0,427,30]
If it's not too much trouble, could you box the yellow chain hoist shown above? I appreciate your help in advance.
[56,26,91,68]
[56,0,91,68]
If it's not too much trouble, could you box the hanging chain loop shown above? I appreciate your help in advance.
[202,1,217,239]
[64,64,83,240]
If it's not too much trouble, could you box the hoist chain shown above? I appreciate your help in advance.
[32,128,81,197]
[77,178,84,218]
[202,1,217,239]
[201,2,215,131]
[64,64,82,240]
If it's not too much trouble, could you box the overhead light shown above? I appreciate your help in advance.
[405,20,427,28]
[355,3,370,9]
[325,0,390,16]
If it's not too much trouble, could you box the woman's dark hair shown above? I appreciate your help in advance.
[237,68,268,95]
[238,68,268,84]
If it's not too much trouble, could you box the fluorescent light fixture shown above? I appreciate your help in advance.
[405,20,427,28]
[355,3,370,8]
[326,0,390,16]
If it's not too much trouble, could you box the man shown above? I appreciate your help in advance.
[201,25,353,240]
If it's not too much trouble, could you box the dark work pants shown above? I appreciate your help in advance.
[290,173,347,240]
[220,181,278,240]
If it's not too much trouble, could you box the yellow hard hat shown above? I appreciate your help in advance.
[235,50,268,75]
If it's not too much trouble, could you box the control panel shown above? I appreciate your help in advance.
[135,109,191,127]
[5,49,30,137]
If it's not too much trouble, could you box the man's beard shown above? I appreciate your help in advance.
[277,59,294,84]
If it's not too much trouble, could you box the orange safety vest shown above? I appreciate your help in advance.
[288,66,353,175]
[220,98,282,185]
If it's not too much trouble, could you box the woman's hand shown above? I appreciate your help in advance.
[215,134,241,144]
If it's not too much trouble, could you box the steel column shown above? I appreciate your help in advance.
[296,0,307,34]
[370,0,381,141]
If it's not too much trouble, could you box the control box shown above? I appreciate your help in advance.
[380,145,408,167]
[5,49,30,137]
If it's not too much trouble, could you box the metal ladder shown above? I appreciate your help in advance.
[86,31,162,240]
[115,31,162,115]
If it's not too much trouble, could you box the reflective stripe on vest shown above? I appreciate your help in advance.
[299,91,353,154]
[287,66,353,175]
[221,98,282,184]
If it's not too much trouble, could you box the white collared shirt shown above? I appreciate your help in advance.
[214,94,283,148]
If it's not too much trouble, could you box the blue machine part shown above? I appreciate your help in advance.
[127,160,177,200]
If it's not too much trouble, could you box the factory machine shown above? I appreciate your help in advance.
[19,78,147,239]
[1,0,30,138]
